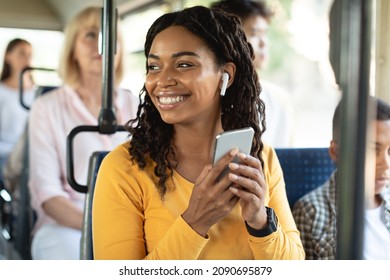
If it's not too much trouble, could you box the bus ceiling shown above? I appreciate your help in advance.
[0,0,166,31]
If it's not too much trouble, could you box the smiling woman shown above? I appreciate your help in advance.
[92,5,304,260]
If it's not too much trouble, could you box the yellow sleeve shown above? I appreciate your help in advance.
[92,143,208,260]
[248,145,305,260]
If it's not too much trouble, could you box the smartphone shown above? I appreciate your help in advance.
[212,127,254,179]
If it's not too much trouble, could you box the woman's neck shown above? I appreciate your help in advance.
[77,72,102,93]
[174,120,223,152]
[170,121,223,182]
[76,74,103,118]
[3,72,34,90]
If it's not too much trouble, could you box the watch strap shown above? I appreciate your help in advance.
[245,207,278,237]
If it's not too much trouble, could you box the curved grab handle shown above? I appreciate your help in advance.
[66,125,126,193]
[19,66,56,110]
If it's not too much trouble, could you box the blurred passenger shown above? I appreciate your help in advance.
[28,6,139,259]
[292,96,390,259]
[0,38,34,183]
[92,5,304,260]
[211,0,294,147]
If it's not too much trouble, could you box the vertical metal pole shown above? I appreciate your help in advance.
[336,0,372,259]
[99,0,118,134]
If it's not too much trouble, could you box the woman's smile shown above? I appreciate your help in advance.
[158,95,189,107]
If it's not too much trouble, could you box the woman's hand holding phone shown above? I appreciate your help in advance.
[228,153,268,230]
[181,148,241,237]
[182,127,267,235]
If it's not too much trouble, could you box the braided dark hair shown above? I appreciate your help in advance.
[211,0,274,22]
[126,6,265,199]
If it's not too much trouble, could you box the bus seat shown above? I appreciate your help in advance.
[20,85,57,110]
[36,85,57,95]
[80,151,108,260]
[274,147,336,208]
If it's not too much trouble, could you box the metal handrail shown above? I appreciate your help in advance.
[66,125,125,193]
[19,66,56,110]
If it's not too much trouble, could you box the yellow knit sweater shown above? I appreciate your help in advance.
[92,141,304,260]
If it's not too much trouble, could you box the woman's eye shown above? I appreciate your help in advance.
[147,64,160,71]
[178,62,192,68]
[85,31,97,39]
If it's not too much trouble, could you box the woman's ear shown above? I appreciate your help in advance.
[223,62,236,88]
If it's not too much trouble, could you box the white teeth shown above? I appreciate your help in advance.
[159,96,185,105]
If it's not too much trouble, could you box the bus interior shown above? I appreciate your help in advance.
[1,0,389,260]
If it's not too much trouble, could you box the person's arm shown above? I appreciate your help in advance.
[292,199,316,260]
[246,146,305,259]
[28,94,83,228]
[92,144,208,260]
[42,197,83,229]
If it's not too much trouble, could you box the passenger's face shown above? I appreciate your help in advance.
[372,120,390,193]
[6,42,32,73]
[242,15,269,70]
[73,25,101,76]
[145,26,222,126]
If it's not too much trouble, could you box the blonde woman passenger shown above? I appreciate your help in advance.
[28,7,139,259]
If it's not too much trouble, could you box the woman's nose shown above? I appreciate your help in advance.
[157,69,177,87]
[259,35,268,48]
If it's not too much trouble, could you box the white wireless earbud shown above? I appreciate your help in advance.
[220,72,229,97]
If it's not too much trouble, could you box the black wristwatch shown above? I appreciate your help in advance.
[245,207,278,237]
